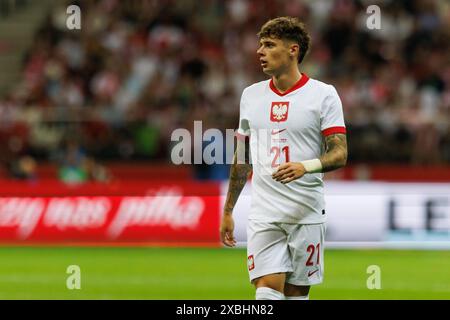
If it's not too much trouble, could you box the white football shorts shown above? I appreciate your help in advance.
[246,220,326,286]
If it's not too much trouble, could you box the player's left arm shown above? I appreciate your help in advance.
[272,133,347,184]
[319,133,348,172]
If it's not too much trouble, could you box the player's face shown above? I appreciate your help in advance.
[257,37,293,76]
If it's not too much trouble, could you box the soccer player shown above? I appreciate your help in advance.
[220,17,347,300]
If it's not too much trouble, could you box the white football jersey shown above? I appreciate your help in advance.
[236,74,346,224]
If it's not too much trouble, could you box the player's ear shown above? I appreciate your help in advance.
[290,43,299,59]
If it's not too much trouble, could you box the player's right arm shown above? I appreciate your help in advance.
[220,137,252,247]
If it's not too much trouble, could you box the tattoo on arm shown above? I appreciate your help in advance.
[319,134,348,172]
[223,139,252,215]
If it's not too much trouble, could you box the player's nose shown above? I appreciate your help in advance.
[257,46,264,56]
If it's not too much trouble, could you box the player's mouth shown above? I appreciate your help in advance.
[260,59,268,68]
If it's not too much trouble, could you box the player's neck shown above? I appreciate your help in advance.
[271,68,302,94]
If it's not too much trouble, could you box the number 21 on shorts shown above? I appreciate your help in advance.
[306,243,320,266]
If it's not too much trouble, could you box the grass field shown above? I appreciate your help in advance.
[0,247,449,300]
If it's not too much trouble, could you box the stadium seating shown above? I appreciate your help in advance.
[0,0,448,181]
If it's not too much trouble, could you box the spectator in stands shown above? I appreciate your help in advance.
[9,155,37,181]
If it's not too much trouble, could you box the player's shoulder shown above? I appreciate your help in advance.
[241,79,271,97]
[306,77,338,96]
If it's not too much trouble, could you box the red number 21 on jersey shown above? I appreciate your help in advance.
[271,146,290,168]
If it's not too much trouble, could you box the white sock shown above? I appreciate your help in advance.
[255,287,285,300]
[285,295,309,300]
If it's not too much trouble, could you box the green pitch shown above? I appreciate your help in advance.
[0,247,449,299]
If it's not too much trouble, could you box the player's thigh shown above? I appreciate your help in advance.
[285,223,326,286]
[247,220,292,285]
[253,273,286,293]
[284,282,310,296]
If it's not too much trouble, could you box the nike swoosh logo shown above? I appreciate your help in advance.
[308,269,319,277]
[271,129,286,135]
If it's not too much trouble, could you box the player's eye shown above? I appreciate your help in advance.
[259,42,275,49]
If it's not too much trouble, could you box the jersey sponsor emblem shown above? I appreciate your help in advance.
[271,129,286,135]
[307,269,319,277]
[247,255,255,271]
[270,102,289,122]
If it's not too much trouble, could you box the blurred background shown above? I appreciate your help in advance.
[0,0,449,299]
[0,0,449,182]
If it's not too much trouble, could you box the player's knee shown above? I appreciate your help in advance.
[284,283,310,296]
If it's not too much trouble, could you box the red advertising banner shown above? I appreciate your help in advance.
[0,182,221,245]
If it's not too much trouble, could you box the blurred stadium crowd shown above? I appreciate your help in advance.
[0,0,449,181]
[0,0,29,17]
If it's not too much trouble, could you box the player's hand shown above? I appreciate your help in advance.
[272,162,306,184]
[220,212,236,247]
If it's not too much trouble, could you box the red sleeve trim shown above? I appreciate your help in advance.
[322,126,347,136]
[235,132,249,141]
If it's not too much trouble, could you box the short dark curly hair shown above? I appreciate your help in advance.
[257,17,311,65]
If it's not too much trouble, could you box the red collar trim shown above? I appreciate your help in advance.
[269,73,310,96]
